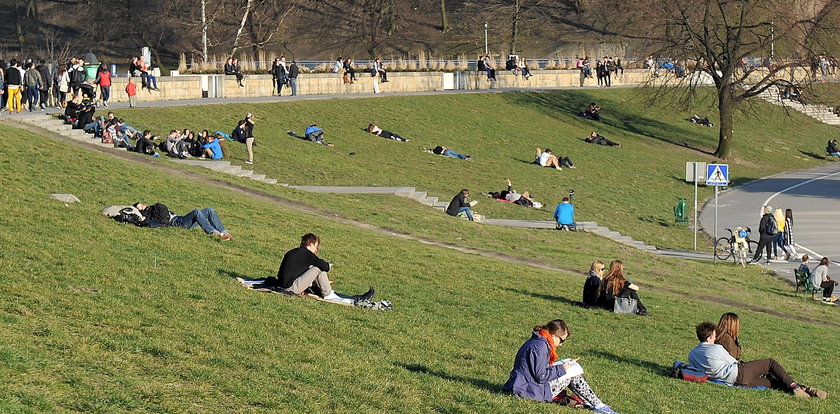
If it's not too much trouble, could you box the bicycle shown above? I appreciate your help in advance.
[715,227,759,267]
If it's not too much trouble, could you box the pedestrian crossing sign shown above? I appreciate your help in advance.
[706,164,729,186]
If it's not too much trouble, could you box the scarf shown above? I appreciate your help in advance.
[536,329,558,365]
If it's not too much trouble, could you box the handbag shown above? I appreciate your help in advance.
[613,297,637,314]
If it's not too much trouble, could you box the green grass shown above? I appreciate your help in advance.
[0,124,837,413]
[122,89,837,251]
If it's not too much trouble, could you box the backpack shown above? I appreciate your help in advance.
[70,68,84,84]
[765,216,778,236]
[113,207,146,226]
[671,361,709,383]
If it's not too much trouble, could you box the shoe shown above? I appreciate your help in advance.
[804,387,828,399]
[355,288,375,303]
[152,152,161,158]
[569,165,576,169]
[103,102,108,107]
[219,233,232,241]
[793,387,810,398]
[555,166,562,170]
[244,160,253,165]
[832,296,839,302]
[593,404,620,414]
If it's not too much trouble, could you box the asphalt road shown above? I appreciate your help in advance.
[699,162,840,299]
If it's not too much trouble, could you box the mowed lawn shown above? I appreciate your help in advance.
[0,126,837,413]
[122,88,837,251]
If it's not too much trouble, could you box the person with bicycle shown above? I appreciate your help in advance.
[748,206,776,265]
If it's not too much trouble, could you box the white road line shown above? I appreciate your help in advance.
[761,170,840,268]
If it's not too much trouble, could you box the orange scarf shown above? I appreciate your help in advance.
[536,329,558,365]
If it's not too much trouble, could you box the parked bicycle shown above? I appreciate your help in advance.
[715,227,758,267]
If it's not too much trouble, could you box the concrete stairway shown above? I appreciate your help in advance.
[12,112,661,253]
[756,88,840,126]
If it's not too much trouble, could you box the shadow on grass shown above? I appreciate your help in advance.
[502,287,581,307]
[584,350,671,376]
[798,150,827,160]
[396,363,501,393]
[504,91,715,156]
[218,269,260,282]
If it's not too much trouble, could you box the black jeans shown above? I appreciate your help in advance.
[752,235,773,261]
[736,359,794,391]
[821,280,835,298]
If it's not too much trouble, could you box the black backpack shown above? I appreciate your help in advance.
[765,215,778,236]
[114,207,146,227]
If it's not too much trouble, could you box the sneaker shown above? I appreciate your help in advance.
[151,152,161,158]
[103,102,108,108]
[593,404,620,414]
[244,160,253,165]
[555,166,562,170]
[219,233,232,241]
[793,387,810,398]
[355,288,375,303]
[804,387,828,399]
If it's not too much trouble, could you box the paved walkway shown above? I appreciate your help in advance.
[699,163,840,305]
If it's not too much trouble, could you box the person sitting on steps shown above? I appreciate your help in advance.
[367,124,410,141]
[502,319,621,413]
[553,197,576,230]
[688,321,826,398]
[446,189,476,221]
[266,233,375,304]
[584,132,621,147]
[535,148,574,170]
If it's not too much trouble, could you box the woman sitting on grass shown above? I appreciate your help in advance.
[714,312,743,360]
[367,124,410,141]
[597,260,649,316]
[502,319,621,413]
[582,260,605,308]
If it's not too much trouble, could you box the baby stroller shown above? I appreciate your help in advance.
[79,83,97,102]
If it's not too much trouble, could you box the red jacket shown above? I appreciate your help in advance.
[125,82,137,96]
[97,70,112,87]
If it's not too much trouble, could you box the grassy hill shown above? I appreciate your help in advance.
[123,88,838,251]
[0,118,837,413]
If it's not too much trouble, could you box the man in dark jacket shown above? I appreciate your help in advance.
[36,60,52,110]
[133,202,231,239]
[288,60,299,96]
[446,189,474,221]
[749,205,776,264]
[272,233,374,303]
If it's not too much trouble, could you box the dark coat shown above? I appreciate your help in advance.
[502,333,566,402]
[446,193,469,216]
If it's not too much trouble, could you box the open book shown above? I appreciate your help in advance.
[552,358,584,382]
[469,200,478,207]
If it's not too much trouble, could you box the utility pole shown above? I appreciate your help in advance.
[484,21,488,55]
[770,20,775,60]
[202,0,208,62]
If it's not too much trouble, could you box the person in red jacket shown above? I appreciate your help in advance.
[95,63,112,107]
[125,78,137,108]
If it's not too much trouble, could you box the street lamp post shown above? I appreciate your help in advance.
[484,21,488,55]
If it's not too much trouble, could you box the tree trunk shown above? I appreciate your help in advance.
[714,88,735,159]
[510,0,522,55]
[229,0,255,56]
[440,0,449,32]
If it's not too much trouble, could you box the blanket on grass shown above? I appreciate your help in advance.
[236,277,393,310]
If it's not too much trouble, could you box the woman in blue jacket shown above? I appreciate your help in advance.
[502,320,619,413]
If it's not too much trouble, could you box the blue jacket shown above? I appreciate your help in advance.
[305,125,322,136]
[201,139,223,159]
[502,333,566,402]
[553,203,575,225]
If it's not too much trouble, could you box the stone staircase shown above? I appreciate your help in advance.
[756,88,840,126]
[10,112,660,253]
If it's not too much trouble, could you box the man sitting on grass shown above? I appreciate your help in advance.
[134,202,232,240]
[688,321,826,398]
[535,148,574,170]
[827,139,840,158]
[268,233,374,304]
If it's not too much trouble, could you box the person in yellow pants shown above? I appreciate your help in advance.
[6,87,22,113]
[5,60,23,113]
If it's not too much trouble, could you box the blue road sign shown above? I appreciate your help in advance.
[706,164,729,186]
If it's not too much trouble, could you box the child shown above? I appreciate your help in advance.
[125,78,137,108]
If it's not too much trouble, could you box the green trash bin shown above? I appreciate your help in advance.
[84,65,98,81]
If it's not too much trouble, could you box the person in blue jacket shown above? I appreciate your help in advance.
[201,135,224,160]
[553,197,576,230]
[304,124,332,145]
[502,319,620,413]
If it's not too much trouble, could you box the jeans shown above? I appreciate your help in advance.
[26,85,39,110]
[143,73,157,89]
[289,78,297,96]
[443,149,468,159]
[171,207,226,234]
[457,206,474,221]
[82,121,98,133]
[772,233,787,257]
[100,86,110,102]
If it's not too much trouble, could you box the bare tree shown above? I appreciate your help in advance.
[441,0,450,32]
[597,0,840,159]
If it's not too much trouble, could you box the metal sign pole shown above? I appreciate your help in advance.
[714,186,718,263]
[694,163,698,251]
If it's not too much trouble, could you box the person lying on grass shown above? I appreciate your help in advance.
[535,148,574,170]
[584,132,622,147]
[264,233,374,304]
[502,319,621,413]
[421,145,471,160]
[688,321,826,398]
[367,123,410,141]
[484,178,541,208]
[597,260,649,316]
[133,202,232,240]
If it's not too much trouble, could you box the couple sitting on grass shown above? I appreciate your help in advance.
[688,313,826,399]
[582,260,650,316]
[535,148,574,170]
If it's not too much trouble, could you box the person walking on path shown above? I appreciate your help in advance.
[23,62,43,112]
[288,60,299,96]
[783,208,798,261]
[5,60,23,113]
[243,112,256,165]
[36,60,52,110]
[772,208,788,261]
[748,206,777,264]
[95,63,112,107]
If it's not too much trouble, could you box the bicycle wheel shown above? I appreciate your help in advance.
[715,237,733,261]
[748,240,758,254]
